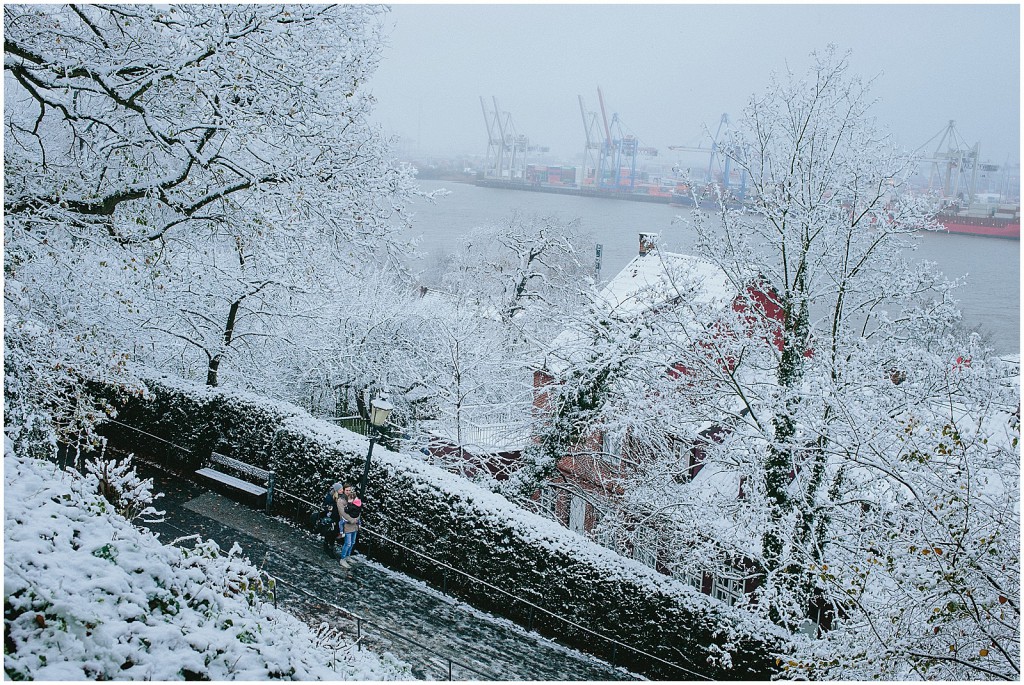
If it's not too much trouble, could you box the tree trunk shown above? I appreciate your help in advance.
[762,283,809,573]
[206,298,242,387]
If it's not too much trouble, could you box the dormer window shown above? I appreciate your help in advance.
[601,430,622,467]
[671,437,691,482]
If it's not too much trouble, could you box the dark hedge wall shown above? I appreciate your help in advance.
[98,376,785,680]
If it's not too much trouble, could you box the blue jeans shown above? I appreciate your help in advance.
[340,531,357,559]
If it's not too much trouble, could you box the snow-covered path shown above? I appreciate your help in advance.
[141,464,639,681]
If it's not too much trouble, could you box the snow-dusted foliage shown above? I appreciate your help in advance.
[439,212,592,335]
[3,440,410,680]
[679,47,1019,679]
[84,450,165,524]
[4,4,418,444]
[529,46,1019,680]
[96,372,786,679]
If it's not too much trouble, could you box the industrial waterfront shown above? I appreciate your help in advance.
[405,179,1020,354]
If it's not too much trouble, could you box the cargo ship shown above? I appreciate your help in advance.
[933,201,1020,239]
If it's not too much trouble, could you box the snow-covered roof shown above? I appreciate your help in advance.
[541,244,737,375]
[416,286,501,322]
[596,250,735,318]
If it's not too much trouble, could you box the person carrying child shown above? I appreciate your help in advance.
[337,482,362,568]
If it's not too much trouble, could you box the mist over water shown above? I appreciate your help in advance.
[403,181,1020,354]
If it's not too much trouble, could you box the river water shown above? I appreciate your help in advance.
[404,180,1020,354]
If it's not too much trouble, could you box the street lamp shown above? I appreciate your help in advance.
[358,396,394,496]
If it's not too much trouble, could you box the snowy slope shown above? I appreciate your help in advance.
[3,439,410,680]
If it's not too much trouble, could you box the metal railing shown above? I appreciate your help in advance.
[100,418,710,680]
[153,517,491,680]
[428,403,534,451]
[326,415,372,437]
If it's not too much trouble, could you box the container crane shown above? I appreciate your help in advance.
[578,87,640,190]
[668,114,729,184]
[578,94,602,182]
[916,120,980,202]
[480,96,537,181]
[668,113,747,199]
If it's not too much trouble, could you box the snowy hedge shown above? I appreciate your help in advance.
[99,374,787,679]
[3,442,409,681]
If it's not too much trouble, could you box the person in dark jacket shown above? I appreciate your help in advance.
[321,482,345,559]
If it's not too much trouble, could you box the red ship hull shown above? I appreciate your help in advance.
[936,215,1020,239]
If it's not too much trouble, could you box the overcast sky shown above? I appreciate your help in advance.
[369,3,1020,167]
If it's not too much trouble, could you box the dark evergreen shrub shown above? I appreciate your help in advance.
[98,374,785,680]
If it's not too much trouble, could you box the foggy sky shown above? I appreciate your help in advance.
[369,3,1020,166]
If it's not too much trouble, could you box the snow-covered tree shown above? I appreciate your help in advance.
[642,48,1018,677]
[526,47,1019,678]
[439,212,591,344]
[5,4,417,440]
[5,4,409,251]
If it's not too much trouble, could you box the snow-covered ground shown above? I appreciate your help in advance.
[3,439,411,680]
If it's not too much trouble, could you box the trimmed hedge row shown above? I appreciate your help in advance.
[99,375,786,679]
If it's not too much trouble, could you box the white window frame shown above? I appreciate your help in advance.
[670,437,691,481]
[601,430,622,467]
[569,495,587,534]
[681,568,704,591]
[538,486,556,517]
[592,507,620,552]
[711,574,745,607]
[634,539,658,569]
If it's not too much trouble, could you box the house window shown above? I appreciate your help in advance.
[670,437,691,482]
[711,574,745,607]
[539,487,556,517]
[593,509,619,552]
[568,495,588,534]
[681,568,704,591]
[631,528,659,568]
[634,539,658,569]
[601,431,622,467]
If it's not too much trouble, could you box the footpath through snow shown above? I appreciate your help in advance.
[3,448,407,680]
[140,461,640,681]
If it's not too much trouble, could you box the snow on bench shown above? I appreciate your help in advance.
[195,452,271,500]
[195,467,268,497]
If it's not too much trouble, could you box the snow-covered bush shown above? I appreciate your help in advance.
[84,450,165,523]
[3,439,410,681]
[97,372,786,679]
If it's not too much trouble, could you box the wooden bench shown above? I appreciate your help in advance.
[195,452,275,512]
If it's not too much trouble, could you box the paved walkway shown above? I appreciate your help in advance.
[141,464,640,681]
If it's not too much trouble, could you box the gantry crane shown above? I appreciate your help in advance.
[668,114,729,184]
[668,113,747,199]
[578,88,643,190]
[916,120,981,202]
[578,94,602,181]
[480,97,540,181]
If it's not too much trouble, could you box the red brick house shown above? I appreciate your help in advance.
[530,233,788,609]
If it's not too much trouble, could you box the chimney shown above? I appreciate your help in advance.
[639,232,658,256]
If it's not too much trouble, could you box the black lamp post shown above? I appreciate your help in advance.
[358,396,394,496]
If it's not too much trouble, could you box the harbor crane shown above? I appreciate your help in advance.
[668,114,731,183]
[578,88,643,191]
[480,97,542,181]
[668,113,746,198]
[916,120,981,202]
[578,94,602,178]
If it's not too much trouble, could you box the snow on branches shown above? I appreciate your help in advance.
[4,4,418,437]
